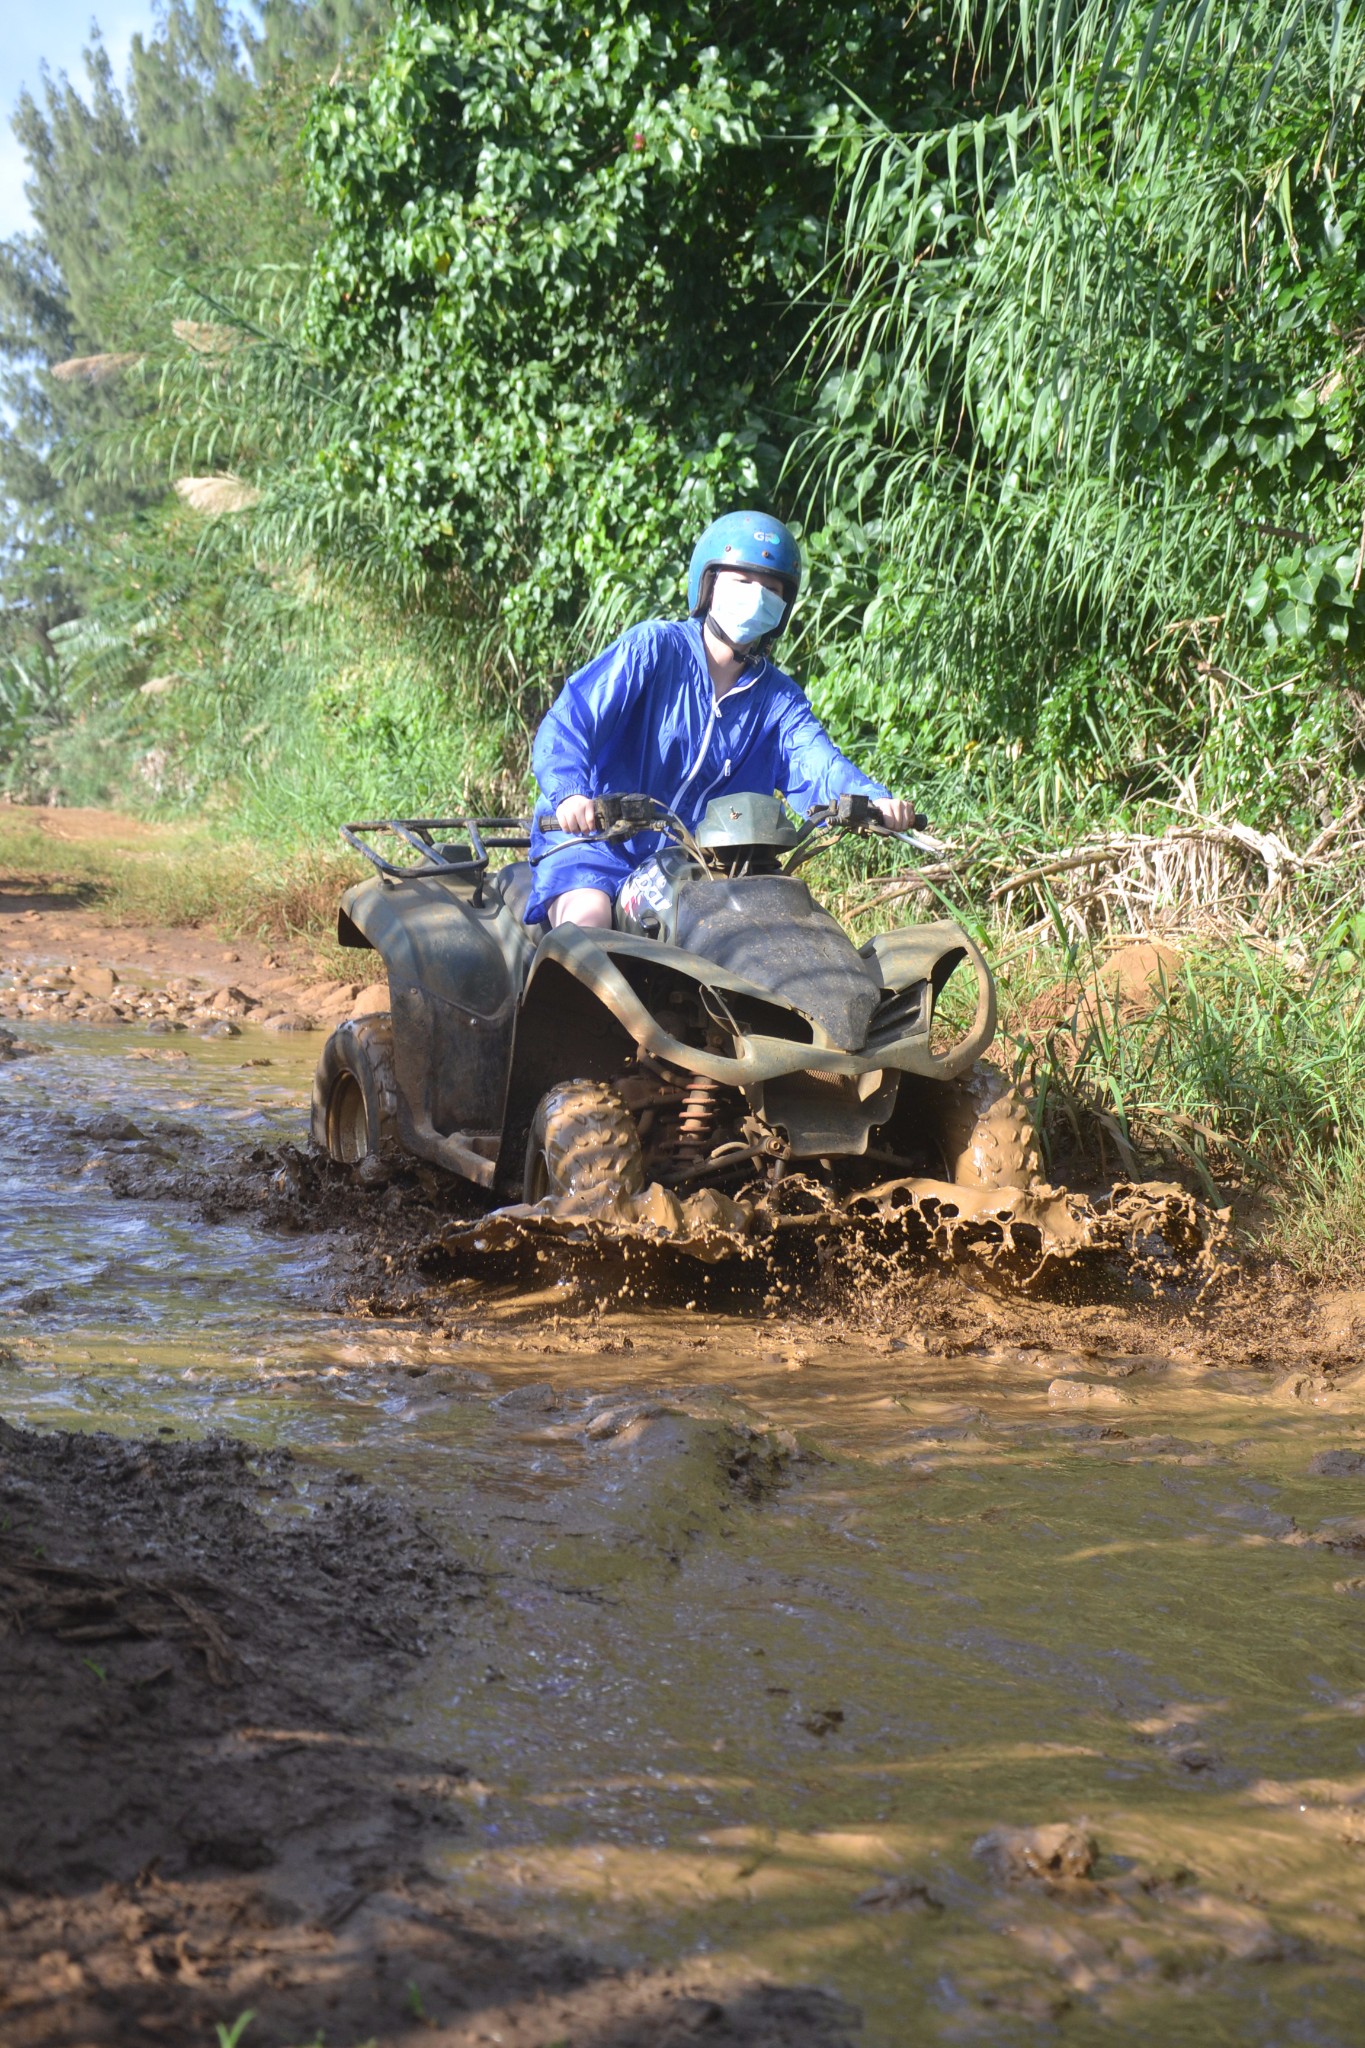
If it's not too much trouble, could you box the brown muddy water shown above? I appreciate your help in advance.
[3,1019,1365,2045]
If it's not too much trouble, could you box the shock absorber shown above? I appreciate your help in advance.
[670,1073,722,1174]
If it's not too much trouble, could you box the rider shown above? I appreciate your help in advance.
[525,511,918,927]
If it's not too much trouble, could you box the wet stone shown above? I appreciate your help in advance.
[1310,1449,1365,1477]
[493,1383,567,1412]
[1047,1377,1136,1409]
[74,966,118,998]
[971,1821,1097,1887]
[74,1114,144,1143]
[17,1287,61,1312]
[855,1874,944,1913]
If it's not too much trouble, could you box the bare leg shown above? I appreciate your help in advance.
[548,887,613,930]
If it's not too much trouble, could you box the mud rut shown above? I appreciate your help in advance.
[3,1004,1365,2047]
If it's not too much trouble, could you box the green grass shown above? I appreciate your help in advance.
[987,933,1365,1272]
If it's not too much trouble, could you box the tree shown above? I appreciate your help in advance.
[796,0,1365,814]
[297,0,942,678]
[0,0,384,658]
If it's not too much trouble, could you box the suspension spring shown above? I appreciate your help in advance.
[669,1074,723,1172]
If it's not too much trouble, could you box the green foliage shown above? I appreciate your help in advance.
[796,0,1365,823]
[1011,937,1365,1211]
[0,0,386,659]
[296,0,933,674]
[0,651,67,794]
[6,0,1365,924]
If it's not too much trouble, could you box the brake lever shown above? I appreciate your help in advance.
[886,827,948,856]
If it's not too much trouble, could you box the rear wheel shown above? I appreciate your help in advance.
[936,1060,1040,1191]
[312,1014,400,1165]
[523,1080,645,1203]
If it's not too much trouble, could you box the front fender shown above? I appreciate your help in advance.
[495,919,999,1193]
[860,919,996,1081]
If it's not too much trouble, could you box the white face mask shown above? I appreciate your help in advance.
[708,574,786,647]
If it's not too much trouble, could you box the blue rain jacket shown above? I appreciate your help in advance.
[526,617,891,922]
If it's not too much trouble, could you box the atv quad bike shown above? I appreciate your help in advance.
[311,793,1067,1260]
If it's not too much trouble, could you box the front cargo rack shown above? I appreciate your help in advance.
[341,817,532,899]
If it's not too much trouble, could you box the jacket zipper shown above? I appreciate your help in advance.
[673,673,757,817]
[671,697,718,814]
[693,754,734,817]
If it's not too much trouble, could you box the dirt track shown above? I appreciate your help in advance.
[4,867,1365,2047]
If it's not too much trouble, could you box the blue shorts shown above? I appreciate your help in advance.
[523,833,660,924]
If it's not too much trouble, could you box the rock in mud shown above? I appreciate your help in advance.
[347,981,389,1018]
[206,984,254,1014]
[492,1381,567,1413]
[855,1873,944,1913]
[971,1821,1097,1887]
[1310,1448,1365,1476]
[75,1112,145,1142]
[1047,1376,1136,1409]
[524,1397,797,1578]
[0,1025,39,1060]
[1308,1515,1365,1551]
[74,964,118,998]
[261,1009,317,1032]
[1270,1370,1331,1404]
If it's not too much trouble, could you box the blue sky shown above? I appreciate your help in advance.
[1,2,162,240]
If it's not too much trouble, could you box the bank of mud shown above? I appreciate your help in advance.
[5,910,1365,2045]
[0,1419,854,2048]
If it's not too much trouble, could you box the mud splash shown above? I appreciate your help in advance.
[452,1169,1225,1286]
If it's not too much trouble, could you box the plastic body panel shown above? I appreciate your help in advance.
[338,872,996,1192]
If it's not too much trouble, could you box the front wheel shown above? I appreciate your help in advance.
[523,1080,645,1203]
[935,1060,1040,1191]
[311,1014,401,1165]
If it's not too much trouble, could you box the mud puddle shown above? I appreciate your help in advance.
[4,1016,1365,2044]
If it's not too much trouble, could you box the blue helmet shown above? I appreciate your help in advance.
[687,511,802,635]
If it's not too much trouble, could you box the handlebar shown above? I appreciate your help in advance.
[534,792,678,837]
[532,793,704,865]
[807,793,931,835]
[532,792,941,872]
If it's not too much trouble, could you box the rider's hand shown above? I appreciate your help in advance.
[876,797,920,832]
[555,794,598,835]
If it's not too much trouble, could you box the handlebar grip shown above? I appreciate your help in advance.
[868,804,931,832]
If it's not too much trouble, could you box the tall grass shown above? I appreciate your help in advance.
[1001,935,1365,1226]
